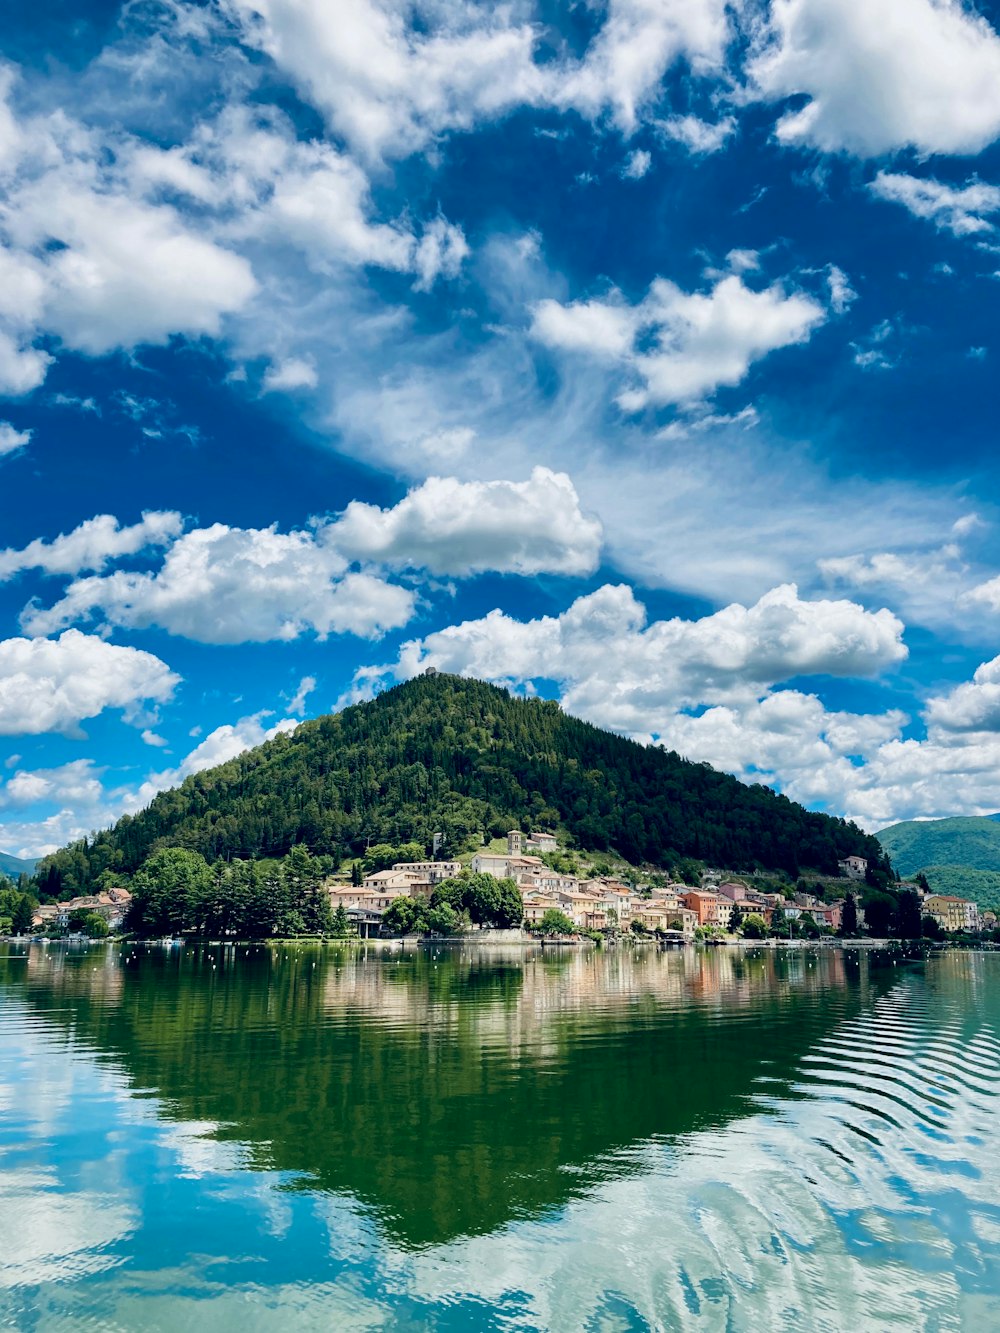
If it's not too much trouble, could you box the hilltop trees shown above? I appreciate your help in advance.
[32,675,887,897]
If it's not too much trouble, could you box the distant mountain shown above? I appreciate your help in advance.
[36,674,884,896]
[0,851,37,880]
[877,816,1000,879]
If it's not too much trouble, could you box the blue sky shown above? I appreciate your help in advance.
[3,0,1000,857]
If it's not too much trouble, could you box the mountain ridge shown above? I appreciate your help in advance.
[0,851,37,880]
[876,816,1000,879]
[35,674,884,896]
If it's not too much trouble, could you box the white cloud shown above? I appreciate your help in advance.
[262,356,318,392]
[285,675,316,716]
[826,264,856,313]
[550,0,731,132]
[13,188,258,357]
[0,630,178,738]
[0,759,105,810]
[961,573,1000,613]
[531,272,827,408]
[621,149,651,179]
[226,0,731,162]
[15,470,602,643]
[140,729,169,748]
[330,467,603,577]
[820,543,970,627]
[658,113,735,154]
[870,171,1000,237]
[751,0,1000,157]
[0,330,51,396]
[20,523,416,644]
[0,512,183,581]
[0,421,30,457]
[0,80,468,394]
[354,581,906,732]
[0,712,298,856]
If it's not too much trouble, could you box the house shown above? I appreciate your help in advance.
[838,855,868,881]
[507,829,559,856]
[392,860,462,884]
[717,881,750,901]
[679,890,728,928]
[329,885,401,914]
[924,894,979,933]
[526,831,558,854]
[362,868,427,896]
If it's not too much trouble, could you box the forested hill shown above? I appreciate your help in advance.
[877,816,1000,878]
[37,674,884,894]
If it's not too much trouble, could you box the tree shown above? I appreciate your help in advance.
[922,913,945,941]
[426,903,459,934]
[841,891,858,936]
[84,913,109,938]
[68,908,92,933]
[128,847,213,936]
[538,908,576,936]
[331,903,351,937]
[729,903,740,933]
[895,888,923,939]
[351,861,363,887]
[382,896,425,935]
[862,889,895,938]
[741,913,767,940]
[799,911,820,939]
[12,895,34,935]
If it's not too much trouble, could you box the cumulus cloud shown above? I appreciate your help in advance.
[0,759,105,810]
[0,630,178,737]
[226,0,731,162]
[869,171,1000,238]
[0,421,30,458]
[963,573,1000,612]
[751,0,1000,157]
[0,512,183,581]
[20,524,416,644]
[531,272,827,408]
[17,472,602,642]
[330,467,603,577]
[353,582,907,732]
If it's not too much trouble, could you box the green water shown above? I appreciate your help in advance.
[1,941,998,1330]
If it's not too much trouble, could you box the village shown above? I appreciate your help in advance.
[324,830,989,941]
[19,829,989,942]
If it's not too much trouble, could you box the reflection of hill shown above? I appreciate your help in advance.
[1,944,895,1248]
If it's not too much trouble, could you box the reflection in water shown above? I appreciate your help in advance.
[1,944,999,1330]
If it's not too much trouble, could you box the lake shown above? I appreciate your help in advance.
[1,941,998,1330]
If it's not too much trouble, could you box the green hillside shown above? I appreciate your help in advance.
[35,674,884,897]
[0,851,37,881]
[877,817,1000,878]
[917,866,1000,915]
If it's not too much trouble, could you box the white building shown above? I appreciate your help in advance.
[838,855,868,881]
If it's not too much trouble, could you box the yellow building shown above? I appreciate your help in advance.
[924,894,972,933]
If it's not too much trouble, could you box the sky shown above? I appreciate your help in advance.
[2,0,1000,859]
